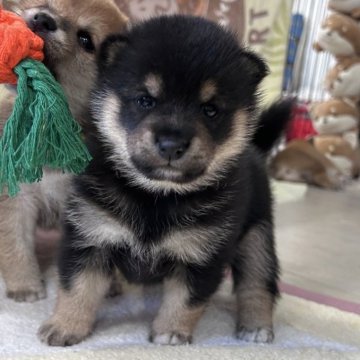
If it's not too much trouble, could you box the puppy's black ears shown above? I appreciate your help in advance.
[98,34,128,69]
[241,49,269,87]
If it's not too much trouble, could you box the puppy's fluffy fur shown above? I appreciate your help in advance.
[39,16,292,346]
[0,0,127,302]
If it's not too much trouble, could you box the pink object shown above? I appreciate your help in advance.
[280,282,360,315]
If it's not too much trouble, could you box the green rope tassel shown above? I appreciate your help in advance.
[0,59,92,196]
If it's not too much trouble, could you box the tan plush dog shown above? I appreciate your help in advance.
[311,98,359,148]
[313,13,360,57]
[269,140,347,190]
[313,135,360,177]
[325,57,360,98]
[313,135,360,178]
[329,0,360,19]
[0,0,128,302]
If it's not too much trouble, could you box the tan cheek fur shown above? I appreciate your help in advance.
[207,110,250,175]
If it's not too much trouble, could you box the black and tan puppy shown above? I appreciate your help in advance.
[39,16,292,346]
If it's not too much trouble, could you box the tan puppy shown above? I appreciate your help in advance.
[0,0,128,302]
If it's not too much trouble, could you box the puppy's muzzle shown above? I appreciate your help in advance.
[28,12,57,33]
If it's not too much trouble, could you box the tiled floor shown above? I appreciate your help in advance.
[274,180,360,306]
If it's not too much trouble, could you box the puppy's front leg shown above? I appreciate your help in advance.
[38,233,112,347]
[151,266,223,345]
[0,193,45,302]
[232,221,279,343]
[150,276,205,345]
[39,268,111,346]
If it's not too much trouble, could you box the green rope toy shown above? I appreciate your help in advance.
[0,8,91,196]
[0,60,92,196]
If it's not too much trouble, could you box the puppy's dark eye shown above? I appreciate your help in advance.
[77,30,95,53]
[202,104,218,118]
[137,95,156,110]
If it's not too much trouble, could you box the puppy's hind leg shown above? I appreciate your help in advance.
[0,193,45,302]
[232,221,279,343]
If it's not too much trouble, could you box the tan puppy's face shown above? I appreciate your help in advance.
[4,0,128,120]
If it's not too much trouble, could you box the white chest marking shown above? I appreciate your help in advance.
[68,197,231,264]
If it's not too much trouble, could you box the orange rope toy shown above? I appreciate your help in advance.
[0,7,44,84]
[0,7,91,196]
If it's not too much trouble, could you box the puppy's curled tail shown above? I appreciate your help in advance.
[252,98,295,154]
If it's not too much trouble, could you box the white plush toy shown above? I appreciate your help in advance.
[313,13,360,57]
[329,0,360,19]
[311,98,359,148]
[313,135,360,178]
[325,57,360,98]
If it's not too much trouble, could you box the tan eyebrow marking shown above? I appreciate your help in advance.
[144,73,163,98]
[200,80,217,103]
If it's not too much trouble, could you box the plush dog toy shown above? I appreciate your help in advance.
[325,57,360,98]
[270,139,347,190]
[0,7,91,196]
[311,98,359,148]
[328,0,360,19]
[313,135,360,177]
[313,13,360,57]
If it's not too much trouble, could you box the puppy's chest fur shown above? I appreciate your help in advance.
[68,165,248,283]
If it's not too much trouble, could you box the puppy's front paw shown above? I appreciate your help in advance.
[236,326,274,343]
[150,331,192,345]
[38,320,90,347]
[7,284,46,303]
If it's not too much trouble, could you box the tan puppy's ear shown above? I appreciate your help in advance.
[98,35,128,69]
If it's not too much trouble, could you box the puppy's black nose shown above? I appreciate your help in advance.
[156,136,190,161]
[30,13,57,32]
